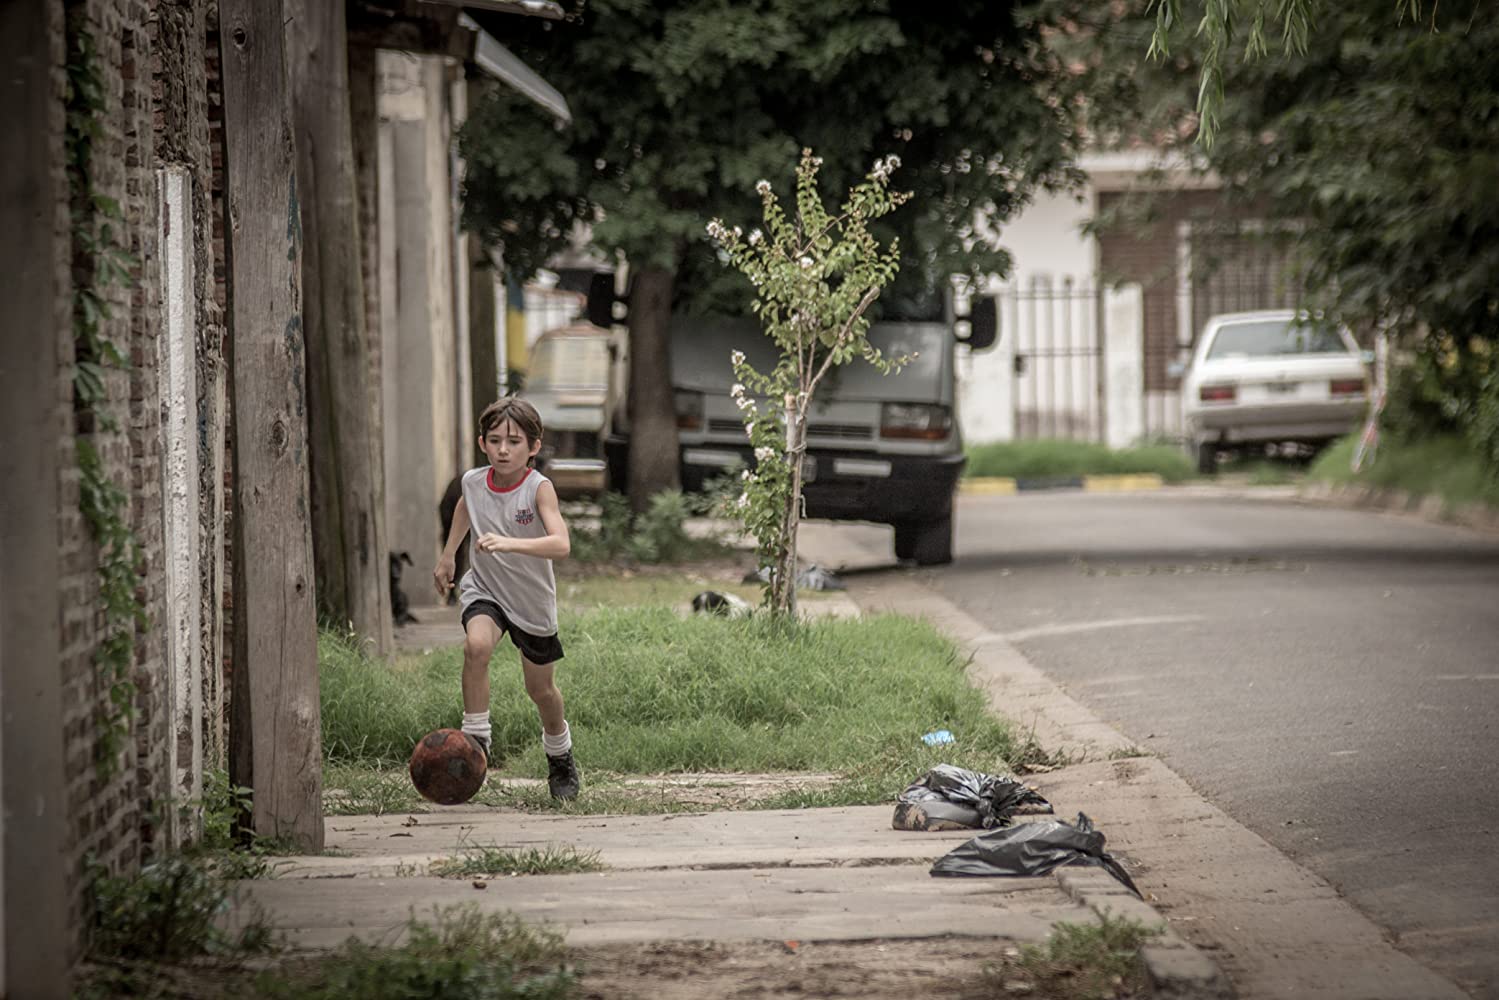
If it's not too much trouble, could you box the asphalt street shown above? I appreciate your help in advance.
[922,492,1499,998]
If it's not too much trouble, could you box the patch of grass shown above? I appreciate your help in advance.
[1216,455,1300,486]
[260,906,576,1000]
[429,843,605,878]
[965,439,1196,483]
[78,903,576,1000]
[991,913,1164,1000]
[321,611,1019,812]
[1309,433,1499,510]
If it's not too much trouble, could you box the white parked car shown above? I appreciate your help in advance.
[1177,310,1371,474]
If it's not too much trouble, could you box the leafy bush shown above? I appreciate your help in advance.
[965,439,1196,482]
[567,490,729,565]
[89,856,273,963]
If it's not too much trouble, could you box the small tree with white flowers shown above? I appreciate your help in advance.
[707,149,909,616]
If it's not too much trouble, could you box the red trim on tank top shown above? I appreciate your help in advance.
[487,466,532,494]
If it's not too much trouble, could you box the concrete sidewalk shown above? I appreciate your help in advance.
[241,531,1257,996]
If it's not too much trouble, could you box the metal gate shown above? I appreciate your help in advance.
[1000,280,1105,442]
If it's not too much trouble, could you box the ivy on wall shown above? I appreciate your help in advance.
[65,14,147,778]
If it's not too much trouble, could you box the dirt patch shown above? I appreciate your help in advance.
[572,938,1013,1000]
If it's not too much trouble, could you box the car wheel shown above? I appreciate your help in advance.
[896,512,953,566]
[1196,440,1218,476]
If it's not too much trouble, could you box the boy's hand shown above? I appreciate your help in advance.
[476,532,511,554]
[433,554,455,597]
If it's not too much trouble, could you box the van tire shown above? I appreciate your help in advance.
[895,513,953,566]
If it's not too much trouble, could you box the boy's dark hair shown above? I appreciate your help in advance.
[478,398,544,460]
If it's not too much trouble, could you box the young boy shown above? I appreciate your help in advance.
[434,398,579,800]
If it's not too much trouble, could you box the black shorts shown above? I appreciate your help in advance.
[461,599,565,665]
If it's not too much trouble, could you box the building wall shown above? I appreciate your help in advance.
[55,0,173,951]
[379,50,465,591]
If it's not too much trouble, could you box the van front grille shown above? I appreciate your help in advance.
[707,418,873,441]
[807,422,873,441]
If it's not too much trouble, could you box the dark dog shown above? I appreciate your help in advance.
[390,551,418,627]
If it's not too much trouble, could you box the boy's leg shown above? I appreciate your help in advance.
[522,655,579,800]
[461,614,502,759]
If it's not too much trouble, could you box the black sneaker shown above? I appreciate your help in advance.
[467,733,492,767]
[546,750,580,801]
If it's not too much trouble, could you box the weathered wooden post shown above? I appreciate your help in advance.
[218,0,324,850]
[284,0,393,657]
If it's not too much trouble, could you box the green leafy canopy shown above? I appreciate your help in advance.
[459,0,1087,315]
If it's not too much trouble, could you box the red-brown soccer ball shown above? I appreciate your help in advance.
[408,729,487,805]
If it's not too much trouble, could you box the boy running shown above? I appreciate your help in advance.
[434,398,579,800]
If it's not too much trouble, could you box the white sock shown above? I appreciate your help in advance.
[462,711,491,744]
[542,722,571,757]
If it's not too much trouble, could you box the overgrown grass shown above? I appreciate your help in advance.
[988,913,1164,1000]
[1309,433,1499,510]
[321,609,1020,812]
[429,843,605,879]
[965,439,1196,483]
[80,903,578,1000]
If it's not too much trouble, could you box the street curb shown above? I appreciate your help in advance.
[961,473,1165,495]
[1056,870,1234,999]
[1299,479,1499,535]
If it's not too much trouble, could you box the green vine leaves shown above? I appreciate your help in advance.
[66,18,145,778]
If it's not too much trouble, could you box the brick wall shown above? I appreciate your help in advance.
[56,0,171,952]
[1097,188,1294,395]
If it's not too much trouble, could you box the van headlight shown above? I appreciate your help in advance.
[880,403,952,440]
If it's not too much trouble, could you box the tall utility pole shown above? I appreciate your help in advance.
[219,0,324,850]
[285,0,393,657]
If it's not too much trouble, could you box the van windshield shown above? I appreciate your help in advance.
[1206,320,1348,359]
[528,335,609,390]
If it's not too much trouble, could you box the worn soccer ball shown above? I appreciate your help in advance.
[408,728,487,805]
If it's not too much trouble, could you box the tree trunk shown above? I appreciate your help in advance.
[284,0,392,656]
[626,266,680,511]
[219,0,323,850]
[773,396,805,616]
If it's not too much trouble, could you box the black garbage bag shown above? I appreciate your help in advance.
[892,764,1052,831]
[930,812,1139,896]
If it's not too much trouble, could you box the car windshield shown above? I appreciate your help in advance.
[1206,320,1348,359]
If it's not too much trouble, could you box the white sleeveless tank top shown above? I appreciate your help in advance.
[457,466,558,635]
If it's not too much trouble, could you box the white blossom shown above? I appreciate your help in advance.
[871,153,902,181]
[731,349,745,365]
[755,179,771,196]
[745,421,755,438]
[736,492,750,510]
[799,256,814,270]
[754,446,776,463]
[735,396,754,410]
[730,382,746,399]
[748,229,763,246]
[741,469,752,481]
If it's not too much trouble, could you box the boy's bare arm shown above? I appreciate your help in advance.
[475,480,571,560]
[434,496,471,596]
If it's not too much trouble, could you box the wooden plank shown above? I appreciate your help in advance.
[0,1,72,990]
[218,0,323,850]
[285,0,393,658]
